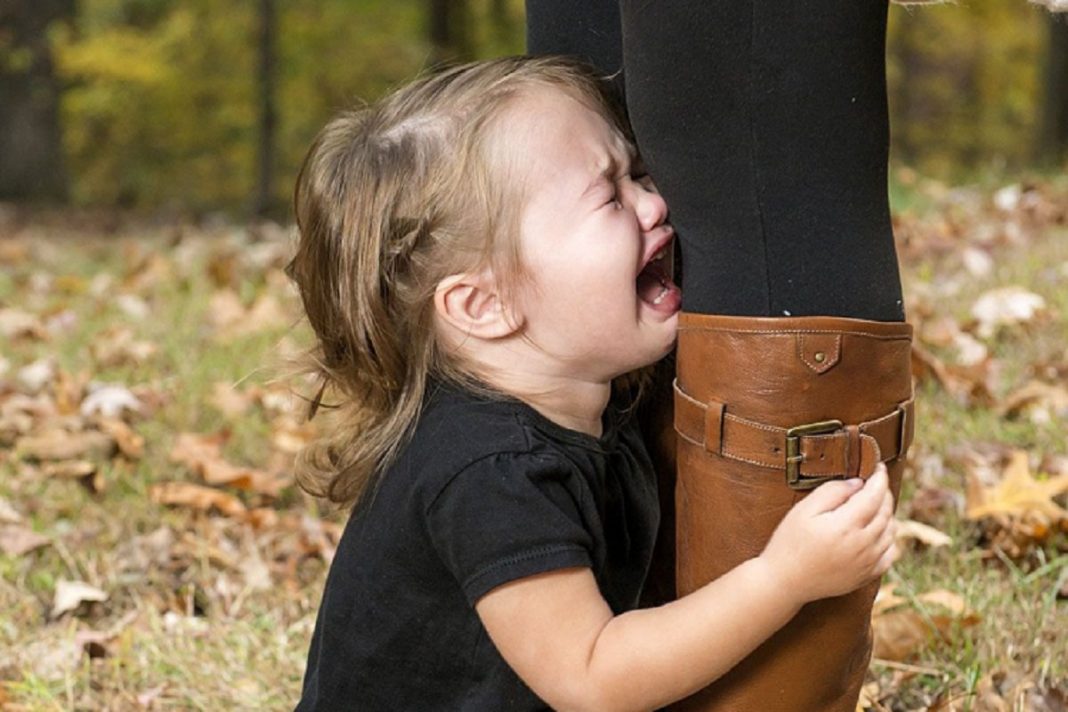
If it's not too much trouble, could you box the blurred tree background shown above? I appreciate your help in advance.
[0,0,1065,218]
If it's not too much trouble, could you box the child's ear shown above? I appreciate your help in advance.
[434,269,522,340]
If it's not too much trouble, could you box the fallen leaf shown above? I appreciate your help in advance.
[872,609,932,661]
[872,606,978,662]
[0,523,50,556]
[90,327,157,368]
[136,685,166,708]
[208,381,254,417]
[97,418,145,459]
[15,429,117,462]
[961,246,994,278]
[11,630,83,680]
[916,589,968,616]
[208,290,289,338]
[906,485,961,524]
[872,583,908,616]
[115,293,150,319]
[966,450,1068,521]
[998,380,1068,423]
[0,497,22,524]
[150,481,247,518]
[971,286,1046,338]
[42,459,96,478]
[52,579,108,618]
[896,519,953,548]
[80,383,143,419]
[16,358,55,394]
[43,459,105,493]
[911,342,994,404]
[0,307,47,340]
[239,546,273,592]
[271,418,316,454]
[169,432,288,497]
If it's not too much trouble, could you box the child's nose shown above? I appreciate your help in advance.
[635,187,668,231]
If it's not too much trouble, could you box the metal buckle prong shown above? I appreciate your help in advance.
[785,419,844,490]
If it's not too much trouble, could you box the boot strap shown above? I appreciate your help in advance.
[673,379,914,489]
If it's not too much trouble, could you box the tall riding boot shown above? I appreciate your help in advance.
[671,314,914,712]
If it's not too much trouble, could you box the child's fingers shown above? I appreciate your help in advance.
[834,464,888,525]
[872,540,898,577]
[803,477,865,514]
[861,488,895,539]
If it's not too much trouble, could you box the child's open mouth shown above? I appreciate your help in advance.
[637,237,681,313]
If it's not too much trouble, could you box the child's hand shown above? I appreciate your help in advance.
[759,463,897,604]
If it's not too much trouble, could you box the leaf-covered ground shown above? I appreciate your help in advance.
[1,175,1066,711]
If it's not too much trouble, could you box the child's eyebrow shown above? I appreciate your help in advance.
[581,146,635,197]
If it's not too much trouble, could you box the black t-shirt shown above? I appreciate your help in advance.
[296,381,660,711]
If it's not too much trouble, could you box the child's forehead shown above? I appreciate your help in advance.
[505,85,632,158]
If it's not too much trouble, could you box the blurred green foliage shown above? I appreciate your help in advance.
[46,0,1055,213]
[53,0,523,212]
[887,2,1049,180]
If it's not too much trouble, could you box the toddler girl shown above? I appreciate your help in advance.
[289,56,897,712]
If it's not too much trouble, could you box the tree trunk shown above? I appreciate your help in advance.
[253,0,277,217]
[0,0,74,201]
[1037,13,1068,165]
[428,0,472,66]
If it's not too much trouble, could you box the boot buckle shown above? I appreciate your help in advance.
[785,420,844,490]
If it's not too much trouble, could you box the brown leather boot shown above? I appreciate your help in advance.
[671,314,914,712]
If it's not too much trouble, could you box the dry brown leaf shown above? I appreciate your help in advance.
[10,629,83,681]
[89,326,158,368]
[97,418,145,459]
[0,307,47,340]
[51,579,108,618]
[872,609,932,661]
[911,343,994,404]
[0,497,21,524]
[0,523,50,556]
[16,358,55,394]
[208,290,289,338]
[915,589,968,616]
[150,481,247,518]
[169,432,288,497]
[15,429,117,461]
[208,381,254,417]
[80,383,143,419]
[906,485,961,524]
[872,583,908,616]
[971,286,1046,338]
[0,238,29,264]
[271,418,316,454]
[966,450,1068,521]
[998,380,1068,423]
[122,251,172,293]
[41,459,104,492]
[207,289,247,330]
[136,685,166,708]
[872,607,978,662]
[896,519,953,548]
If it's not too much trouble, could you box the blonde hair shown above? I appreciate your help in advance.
[287,56,632,506]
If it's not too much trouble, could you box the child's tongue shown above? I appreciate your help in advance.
[636,261,679,307]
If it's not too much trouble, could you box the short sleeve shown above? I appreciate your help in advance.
[425,453,594,605]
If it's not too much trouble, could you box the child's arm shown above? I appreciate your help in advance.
[475,464,897,712]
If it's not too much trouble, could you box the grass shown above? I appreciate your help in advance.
[1,181,1066,710]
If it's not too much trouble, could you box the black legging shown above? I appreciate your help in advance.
[526,0,905,321]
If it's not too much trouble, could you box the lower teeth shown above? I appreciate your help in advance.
[652,286,669,305]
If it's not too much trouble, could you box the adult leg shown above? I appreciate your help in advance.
[524,0,624,95]
[531,3,914,709]
[618,2,913,710]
